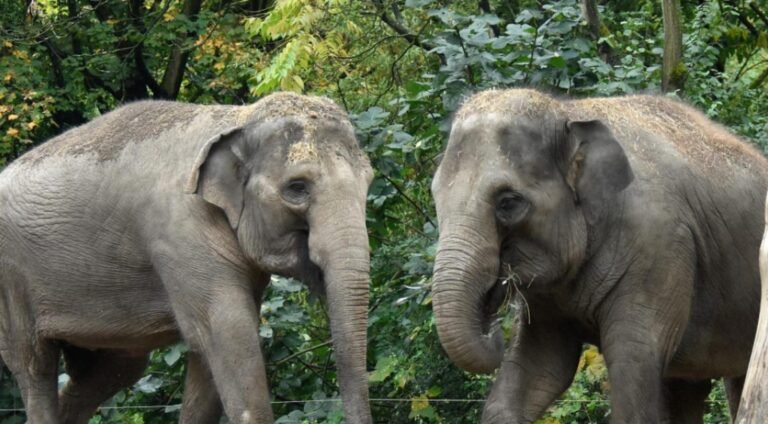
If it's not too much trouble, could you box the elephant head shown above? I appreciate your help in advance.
[186,93,373,420]
[431,89,633,374]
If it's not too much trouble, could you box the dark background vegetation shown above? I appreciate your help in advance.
[1,0,767,422]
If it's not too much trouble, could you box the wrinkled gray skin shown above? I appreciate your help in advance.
[431,89,768,423]
[0,92,373,424]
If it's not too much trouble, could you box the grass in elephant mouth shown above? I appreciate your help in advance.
[498,265,533,325]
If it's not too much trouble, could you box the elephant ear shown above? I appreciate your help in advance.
[564,119,634,224]
[185,127,250,229]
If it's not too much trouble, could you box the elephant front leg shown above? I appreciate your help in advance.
[482,318,581,423]
[599,245,695,424]
[161,267,273,423]
[180,351,223,424]
[600,330,669,423]
[189,290,272,423]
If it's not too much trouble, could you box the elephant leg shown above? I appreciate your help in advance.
[58,346,149,424]
[601,330,668,423]
[481,316,582,423]
[4,338,60,423]
[0,271,59,422]
[599,243,695,424]
[180,351,223,424]
[156,261,272,424]
[724,376,744,420]
[664,379,711,424]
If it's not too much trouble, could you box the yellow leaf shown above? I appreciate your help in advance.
[163,11,175,22]
[291,75,304,91]
[8,114,18,121]
[3,40,12,49]
[26,122,37,130]
[3,73,12,83]
[214,62,225,71]
[7,127,19,137]
[13,49,29,60]
[411,395,429,413]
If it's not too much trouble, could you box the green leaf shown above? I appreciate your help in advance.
[163,343,186,366]
[368,355,397,383]
[133,375,163,394]
[405,0,435,7]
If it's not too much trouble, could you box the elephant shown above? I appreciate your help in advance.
[0,92,373,423]
[430,88,768,423]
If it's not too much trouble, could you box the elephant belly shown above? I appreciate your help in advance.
[20,254,180,350]
[35,284,181,351]
[39,312,180,351]
[666,315,754,380]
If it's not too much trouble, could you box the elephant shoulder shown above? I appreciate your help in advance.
[567,95,768,180]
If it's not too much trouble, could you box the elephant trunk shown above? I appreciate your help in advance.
[432,214,505,374]
[308,202,371,423]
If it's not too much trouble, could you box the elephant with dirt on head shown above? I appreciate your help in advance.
[0,92,373,424]
[430,88,768,423]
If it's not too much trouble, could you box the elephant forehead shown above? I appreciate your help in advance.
[450,113,547,160]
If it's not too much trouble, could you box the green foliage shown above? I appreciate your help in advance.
[1,0,766,422]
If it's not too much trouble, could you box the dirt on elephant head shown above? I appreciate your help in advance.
[455,88,567,125]
[237,91,350,126]
[238,92,358,162]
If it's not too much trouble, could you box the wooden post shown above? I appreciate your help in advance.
[736,192,768,422]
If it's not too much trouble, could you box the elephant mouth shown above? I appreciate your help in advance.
[480,275,510,335]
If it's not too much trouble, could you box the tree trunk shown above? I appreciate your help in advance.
[736,192,768,423]
[161,0,203,99]
[581,0,615,64]
[661,0,685,92]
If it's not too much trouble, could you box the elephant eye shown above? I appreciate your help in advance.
[497,191,524,210]
[283,179,310,204]
[287,180,308,194]
[495,191,529,226]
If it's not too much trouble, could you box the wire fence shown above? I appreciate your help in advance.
[0,396,730,413]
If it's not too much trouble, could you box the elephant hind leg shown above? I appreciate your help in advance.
[723,376,744,421]
[2,337,60,423]
[664,378,712,424]
[0,271,60,423]
[59,346,149,424]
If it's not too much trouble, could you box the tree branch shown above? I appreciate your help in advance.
[127,0,170,99]
[38,37,65,88]
[64,0,119,98]
[381,174,436,228]
[749,2,768,28]
[88,0,111,23]
[371,0,444,64]
[751,64,768,89]
[272,340,332,366]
